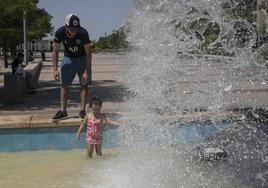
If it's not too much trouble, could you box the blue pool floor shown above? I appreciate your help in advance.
[0,125,119,152]
[0,120,233,152]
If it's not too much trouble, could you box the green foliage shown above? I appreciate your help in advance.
[92,27,128,52]
[203,22,220,38]
[27,8,53,39]
[204,34,218,46]
[260,47,268,59]
[264,0,268,13]
[189,18,209,32]
[0,0,52,53]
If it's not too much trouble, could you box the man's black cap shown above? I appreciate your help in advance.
[65,13,80,32]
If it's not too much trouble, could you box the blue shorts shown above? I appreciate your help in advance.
[60,56,86,86]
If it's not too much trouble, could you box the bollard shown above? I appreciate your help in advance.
[41,51,45,60]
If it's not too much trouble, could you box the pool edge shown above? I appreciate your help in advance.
[0,111,239,129]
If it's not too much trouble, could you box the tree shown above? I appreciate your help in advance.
[92,26,128,52]
[0,0,52,67]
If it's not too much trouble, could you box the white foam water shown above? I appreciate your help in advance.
[79,0,268,187]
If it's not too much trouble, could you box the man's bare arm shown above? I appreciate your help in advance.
[84,43,92,74]
[52,42,60,72]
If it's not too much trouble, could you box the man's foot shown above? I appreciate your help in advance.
[79,110,86,119]
[52,110,68,121]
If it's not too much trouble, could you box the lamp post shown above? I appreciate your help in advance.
[23,11,28,65]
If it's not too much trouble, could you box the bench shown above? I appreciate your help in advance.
[3,60,42,105]
[3,73,27,104]
[24,60,43,89]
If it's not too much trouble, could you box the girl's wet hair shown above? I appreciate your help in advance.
[89,97,102,107]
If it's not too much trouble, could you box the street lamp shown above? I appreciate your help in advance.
[23,11,28,65]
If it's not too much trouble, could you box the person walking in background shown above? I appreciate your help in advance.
[76,97,121,158]
[12,52,24,75]
[52,13,92,121]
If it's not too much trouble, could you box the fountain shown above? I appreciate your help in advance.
[109,0,268,187]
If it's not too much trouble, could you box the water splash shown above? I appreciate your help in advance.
[84,0,268,187]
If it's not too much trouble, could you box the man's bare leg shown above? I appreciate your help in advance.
[80,85,88,111]
[61,86,69,111]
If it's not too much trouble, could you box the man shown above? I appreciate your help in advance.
[52,13,92,120]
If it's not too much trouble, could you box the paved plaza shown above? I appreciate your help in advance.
[0,52,129,127]
[0,53,268,127]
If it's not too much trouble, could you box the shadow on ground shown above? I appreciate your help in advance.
[0,79,128,112]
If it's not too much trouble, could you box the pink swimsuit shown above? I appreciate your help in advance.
[86,117,103,145]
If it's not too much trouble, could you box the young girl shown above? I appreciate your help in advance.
[76,97,121,158]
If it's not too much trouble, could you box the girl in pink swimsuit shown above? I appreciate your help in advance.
[76,97,121,158]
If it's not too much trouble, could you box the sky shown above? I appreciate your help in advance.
[38,0,134,40]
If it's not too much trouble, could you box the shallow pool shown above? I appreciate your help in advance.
[0,148,120,188]
[0,121,233,152]
[0,125,119,152]
[1,121,266,188]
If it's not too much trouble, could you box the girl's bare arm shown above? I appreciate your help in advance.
[76,114,88,140]
[104,116,122,126]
